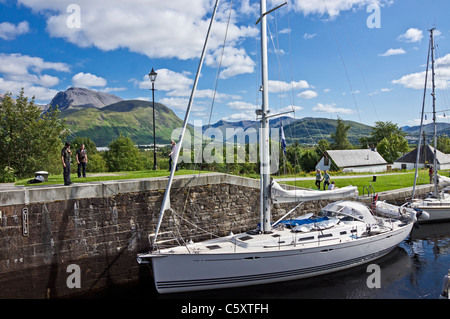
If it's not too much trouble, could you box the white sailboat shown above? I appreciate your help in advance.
[136,0,417,294]
[409,28,450,223]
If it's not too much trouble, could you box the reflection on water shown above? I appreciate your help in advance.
[78,223,450,299]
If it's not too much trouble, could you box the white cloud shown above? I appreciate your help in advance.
[72,72,107,88]
[159,97,190,112]
[398,28,423,43]
[298,90,318,99]
[206,47,256,79]
[392,53,450,90]
[0,21,30,40]
[227,101,257,110]
[0,78,59,101]
[0,53,70,75]
[222,110,256,122]
[138,68,192,92]
[379,48,406,57]
[289,0,393,19]
[312,103,354,114]
[38,74,60,87]
[268,80,310,93]
[303,33,317,40]
[18,0,258,74]
[0,53,69,101]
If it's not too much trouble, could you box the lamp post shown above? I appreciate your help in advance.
[149,68,158,170]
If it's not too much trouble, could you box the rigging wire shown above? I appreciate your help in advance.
[170,0,235,241]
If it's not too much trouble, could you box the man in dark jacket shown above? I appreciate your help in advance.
[76,144,88,178]
[61,142,72,185]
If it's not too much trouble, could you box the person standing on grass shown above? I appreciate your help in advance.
[76,144,88,178]
[61,141,72,185]
[315,169,322,189]
[168,140,178,171]
[429,165,434,184]
[323,170,331,190]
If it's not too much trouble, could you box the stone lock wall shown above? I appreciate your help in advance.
[1,173,324,298]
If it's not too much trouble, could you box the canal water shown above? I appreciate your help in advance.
[80,222,450,300]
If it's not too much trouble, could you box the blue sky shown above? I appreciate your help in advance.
[2,0,450,129]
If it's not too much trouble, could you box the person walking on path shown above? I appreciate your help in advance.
[315,169,322,189]
[76,144,88,178]
[323,170,331,190]
[168,140,178,171]
[61,141,72,185]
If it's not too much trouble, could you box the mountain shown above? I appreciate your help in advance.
[402,122,450,135]
[284,117,373,145]
[49,87,123,110]
[199,116,297,142]
[53,88,375,147]
[61,99,190,146]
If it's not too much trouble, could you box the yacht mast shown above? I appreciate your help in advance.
[259,0,271,233]
[430,28,438,197]
[152,0,220,246]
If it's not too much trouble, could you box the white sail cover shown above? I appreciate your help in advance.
[438,174,450,185]
[271,181,358,203]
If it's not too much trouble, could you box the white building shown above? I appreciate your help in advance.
[316,149,388,173]
[393,145,450,170]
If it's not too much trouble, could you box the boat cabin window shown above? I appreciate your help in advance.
[318,206,362,222]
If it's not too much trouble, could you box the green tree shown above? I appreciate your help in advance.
[314,139,331,158]
[330,117,352,150]
[437,135,450,154]
[105,134,144,171]
[0,90,67,179]
[377,135,409,163]
[299,148,320,172]
[368,121,409,163]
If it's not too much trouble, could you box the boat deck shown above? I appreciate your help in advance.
[146,218,405,256]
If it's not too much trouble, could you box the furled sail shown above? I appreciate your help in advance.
[270,180,358,203]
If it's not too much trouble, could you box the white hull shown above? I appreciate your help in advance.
[138,220,413,294]
[410,195,450,223]
[413,206,450,223]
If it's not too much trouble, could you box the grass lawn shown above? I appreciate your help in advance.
[280,170,435,194]
[12,168,446,194]
[14,169,209,186]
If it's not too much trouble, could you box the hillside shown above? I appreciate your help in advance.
[199,116,298,142]
[284,117,373,145]
[61,99,189,146]
[52,88,376,147]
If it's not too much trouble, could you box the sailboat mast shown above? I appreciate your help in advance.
[259,0,272,233]
[430,28,438,197]
[152,0,220,246]
[412,33,432,200]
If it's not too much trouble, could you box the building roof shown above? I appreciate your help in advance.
[326,149,387,168]
[395,145,450,164]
